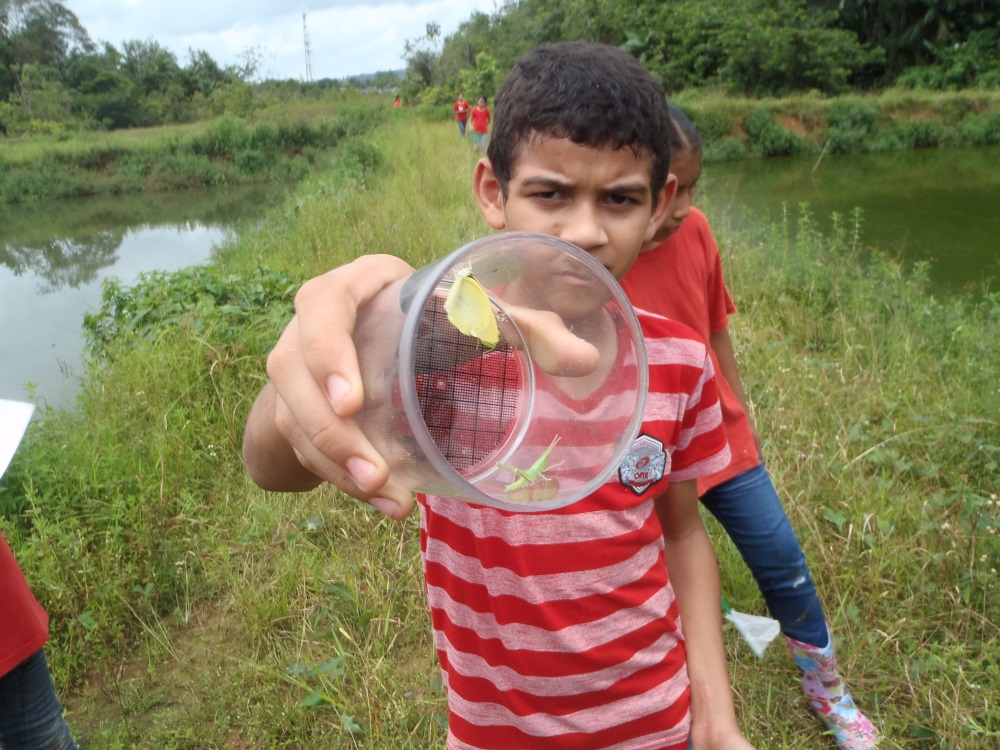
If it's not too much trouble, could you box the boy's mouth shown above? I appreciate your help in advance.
[552,268,603,289]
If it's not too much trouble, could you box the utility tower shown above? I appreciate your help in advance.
[303,12,314,82]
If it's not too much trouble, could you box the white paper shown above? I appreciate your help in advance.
[0,399,35,480]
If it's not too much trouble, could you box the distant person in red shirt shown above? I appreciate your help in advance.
[453,92,470,138]
[393,95,401,109]
[470,96,491,153]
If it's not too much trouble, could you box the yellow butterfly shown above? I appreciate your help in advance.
[443,267,499,347]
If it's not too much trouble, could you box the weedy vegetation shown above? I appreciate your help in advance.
[1,119,997,748]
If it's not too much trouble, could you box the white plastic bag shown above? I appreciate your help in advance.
[722,599,781,658]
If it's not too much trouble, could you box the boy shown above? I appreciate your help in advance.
[244,43,755,749]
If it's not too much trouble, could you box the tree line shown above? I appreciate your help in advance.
[401,0,1000,106]
[4,0,998,137]
[0,0,393,136]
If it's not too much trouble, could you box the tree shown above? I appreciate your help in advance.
[65,44,142,128]
[186,48,230,97]
[403,21,443,89]
[823,0,1000,82]
[0,0,91,106]
[120,38,182,96]
[458,52,501,101]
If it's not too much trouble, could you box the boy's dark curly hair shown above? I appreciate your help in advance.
[487,42,671,204]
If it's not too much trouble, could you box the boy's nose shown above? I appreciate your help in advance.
[560,205,609,252]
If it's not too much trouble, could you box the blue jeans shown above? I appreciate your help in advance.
[0,650,76,750]
[701,463,828,646]
[457,119,467,137]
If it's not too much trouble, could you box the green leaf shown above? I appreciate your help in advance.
[907,724,936,739]
[823,508,847,533]
[299,689,326,708]
[341,714,365,735]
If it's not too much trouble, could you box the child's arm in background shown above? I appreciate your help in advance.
[709,328,762,459]
[656,480,756,750]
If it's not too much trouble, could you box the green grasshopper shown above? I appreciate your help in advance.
[497,436,561,492]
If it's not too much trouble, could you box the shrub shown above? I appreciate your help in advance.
[234,149,271,175]
[815,99,876,154]
[686,107,734,143]
[741,108,810,157]
[703,136,745,162]
[825,99,877,134]
[875,117,951,151]
[958,109,1000,146]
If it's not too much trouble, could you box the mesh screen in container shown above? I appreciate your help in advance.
[411,294,523,474]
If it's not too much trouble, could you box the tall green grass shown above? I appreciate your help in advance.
[1,121,997,747]
[0,105,387,205]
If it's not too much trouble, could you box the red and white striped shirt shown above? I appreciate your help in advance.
[418,309,730,749]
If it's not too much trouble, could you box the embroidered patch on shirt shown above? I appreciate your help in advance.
[618,434,667,495]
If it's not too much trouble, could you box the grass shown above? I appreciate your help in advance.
[2,120,997,748]
[1,90,379,165]
[0,94,388,204]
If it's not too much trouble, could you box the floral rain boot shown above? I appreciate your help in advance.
[786,628,879,749]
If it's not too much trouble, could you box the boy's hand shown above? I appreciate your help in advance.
[245,255,417,519]
[245,253,606,517]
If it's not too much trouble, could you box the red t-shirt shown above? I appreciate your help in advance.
[0,533,49,677]
[417,310,730,749]
[454,100,470,121]
[470,106,491,134]
[621,208,760,495]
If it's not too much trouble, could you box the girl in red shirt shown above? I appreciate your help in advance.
[470,96,491,153]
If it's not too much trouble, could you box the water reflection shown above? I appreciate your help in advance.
[703,145,1000,294]
[0,185,285,406]
[0,233,125,293]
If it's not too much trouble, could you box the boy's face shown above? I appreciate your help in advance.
[474,135,674,281]
[648,148,701,245]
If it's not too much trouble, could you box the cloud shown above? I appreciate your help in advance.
[69,0,499,79]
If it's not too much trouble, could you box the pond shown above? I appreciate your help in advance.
[0,185,285,407]
[702,145,1000,295]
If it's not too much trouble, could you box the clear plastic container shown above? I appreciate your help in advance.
[352,232,648,511]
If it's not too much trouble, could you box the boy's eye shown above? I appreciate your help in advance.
[606,194,635,206]
[532,190,561,201]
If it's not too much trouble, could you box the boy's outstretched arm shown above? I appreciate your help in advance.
[656,480,756,750]
[241,253,598,519]
[242,254,418,519]
[709,329,762,458]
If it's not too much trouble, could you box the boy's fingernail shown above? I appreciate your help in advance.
[369,497,398,518]
[327,375,350,412]
[346,456,375,486]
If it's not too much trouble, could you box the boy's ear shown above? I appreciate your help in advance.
[473,158,507,230]
[646,174,678,242]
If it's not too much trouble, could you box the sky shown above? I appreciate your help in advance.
[68,1,500,81]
